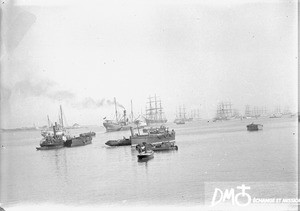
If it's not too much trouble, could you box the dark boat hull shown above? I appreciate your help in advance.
[105,139,131,146]
[247,124,263,131]
[152,145,178,151]
[64,136,92,147]
[36,145,64,150]
[137,151,154,160]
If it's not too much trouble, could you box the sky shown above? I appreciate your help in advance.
[0,0,298,128]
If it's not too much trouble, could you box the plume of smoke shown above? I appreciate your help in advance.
[12,79,75,101]
[7,79,125,109]
[76,97,125,109]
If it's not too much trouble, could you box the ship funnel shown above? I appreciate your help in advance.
[53,122,57,136]
[130,127,134,137]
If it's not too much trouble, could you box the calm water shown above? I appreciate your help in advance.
[0,117,298,208]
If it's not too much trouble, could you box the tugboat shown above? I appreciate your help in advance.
[105,137,131,146]
[246,123,263,131]
[36,122,68,150]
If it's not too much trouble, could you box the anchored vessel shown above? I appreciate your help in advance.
[213,101,240,121]
[37,106,95,150]
[64,132,94,147]
[37,106,69,150]
[103,98,142,132]
[246,123,263,131]
[137,150,154,160]
[144,95,167,125]
[37,123,69,150]
[150,141,178,151]
[41,112,66,137]
[130,126,175,146]
[174,105,194,124]
[105,137,131,146]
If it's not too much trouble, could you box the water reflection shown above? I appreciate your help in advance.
[137,157,154,163]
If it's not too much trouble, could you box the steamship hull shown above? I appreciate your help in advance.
[64,133,93,147]
[103,122,133,132]
[131,133,175,146]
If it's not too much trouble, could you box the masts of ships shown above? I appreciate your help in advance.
[37,105,95,150]
[174,105,186,124]
[174,105,193,124]
[145,94,167,125]
[103,98,145,132]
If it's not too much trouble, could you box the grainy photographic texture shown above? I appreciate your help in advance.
[0,0,298,211]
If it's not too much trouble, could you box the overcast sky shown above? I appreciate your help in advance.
[1,0,298,128]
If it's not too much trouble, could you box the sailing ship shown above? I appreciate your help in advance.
[144,95,167,125]
[244,105,267,119]
[213,101,238,121]
[270,105,283,118]
[174,105,186,124]
[103,98,142,132]
[190,109,201,121]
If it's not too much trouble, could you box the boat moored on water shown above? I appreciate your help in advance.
[130,127,175,146]
[64,133,93,147]
[105,137,131,146]
[37,123,69,150]
[137,150,154,160]
[246,123,263,131]
[36,145,65,150]
[136,143,154,161]
[144,95,167,125]
[174,119,185,125]
[37,105,95,149]
[103,98,144,132]
[150,141,178,151]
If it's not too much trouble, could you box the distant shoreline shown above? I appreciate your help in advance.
[0,125,99,132]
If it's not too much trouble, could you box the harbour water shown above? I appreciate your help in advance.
[0,117,298,208]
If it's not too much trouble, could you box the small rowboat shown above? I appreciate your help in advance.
[137,150,154,160]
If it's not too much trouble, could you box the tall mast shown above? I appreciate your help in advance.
[179,106,182,119]
[114,97,118,122]
[154,94,158,121]
[159,100,162,121]
[131,99,134,122]
[47,115,51,127]
[60,105,64,128]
